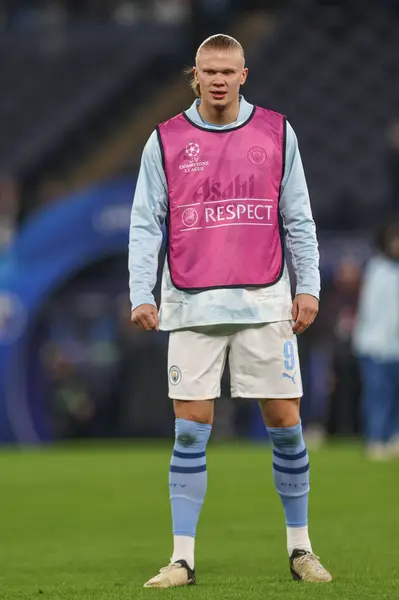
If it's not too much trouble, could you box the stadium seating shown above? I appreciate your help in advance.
[0,21,185,179]
[245,4,399,227]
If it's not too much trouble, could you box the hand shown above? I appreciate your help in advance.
[131,304,159,331]
[292,294,319,335]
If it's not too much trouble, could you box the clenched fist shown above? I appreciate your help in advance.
[292,294,319,335]
[131,304,159,331]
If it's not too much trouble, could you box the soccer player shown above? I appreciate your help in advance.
[129,34,332,587]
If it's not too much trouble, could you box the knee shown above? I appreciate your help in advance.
[174,400,213,425]
[184,411,212,425]
[268,422,304,450]
[267,415,300,429]
[259,398,300,429]
[174,416,212,449]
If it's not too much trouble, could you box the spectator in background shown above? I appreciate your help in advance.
[326,257,362,437]
[353,220,399,460]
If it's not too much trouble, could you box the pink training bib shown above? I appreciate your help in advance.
[157,106,285,290]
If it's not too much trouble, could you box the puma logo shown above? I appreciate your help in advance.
[282,372,296,385]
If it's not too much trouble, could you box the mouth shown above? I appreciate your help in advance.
[210,91,227,100]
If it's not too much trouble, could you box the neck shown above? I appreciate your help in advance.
[198,96,240,126]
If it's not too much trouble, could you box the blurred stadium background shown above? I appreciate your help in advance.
[1,1,399,598]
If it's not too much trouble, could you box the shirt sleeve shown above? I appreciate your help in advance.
[280,121,321,299]
[128,130,168,310]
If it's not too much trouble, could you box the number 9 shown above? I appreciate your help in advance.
[284,341,295,371]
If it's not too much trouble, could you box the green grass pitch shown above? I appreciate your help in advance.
[1,441,398,599]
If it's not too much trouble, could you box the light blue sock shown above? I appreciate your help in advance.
[267,423,310,527]
[169,418,212,537]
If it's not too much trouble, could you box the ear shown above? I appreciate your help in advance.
[241,67,248,86]
[193,66,199,82]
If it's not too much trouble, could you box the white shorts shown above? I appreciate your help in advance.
[168,321,303,400]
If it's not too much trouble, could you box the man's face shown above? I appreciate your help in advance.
[194,48,248,109]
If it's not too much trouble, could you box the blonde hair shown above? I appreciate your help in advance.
[186,34,245,97]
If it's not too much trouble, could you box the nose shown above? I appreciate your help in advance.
[213,78,224,88]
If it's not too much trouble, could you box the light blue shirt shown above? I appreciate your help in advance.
[353,254,399,360]
[129,96,320,331]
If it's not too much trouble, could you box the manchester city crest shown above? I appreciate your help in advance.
[247,145,267,165]
[169,365,182,385]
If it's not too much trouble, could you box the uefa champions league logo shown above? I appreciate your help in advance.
[179,142,209,173]
[185,142,200,162]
